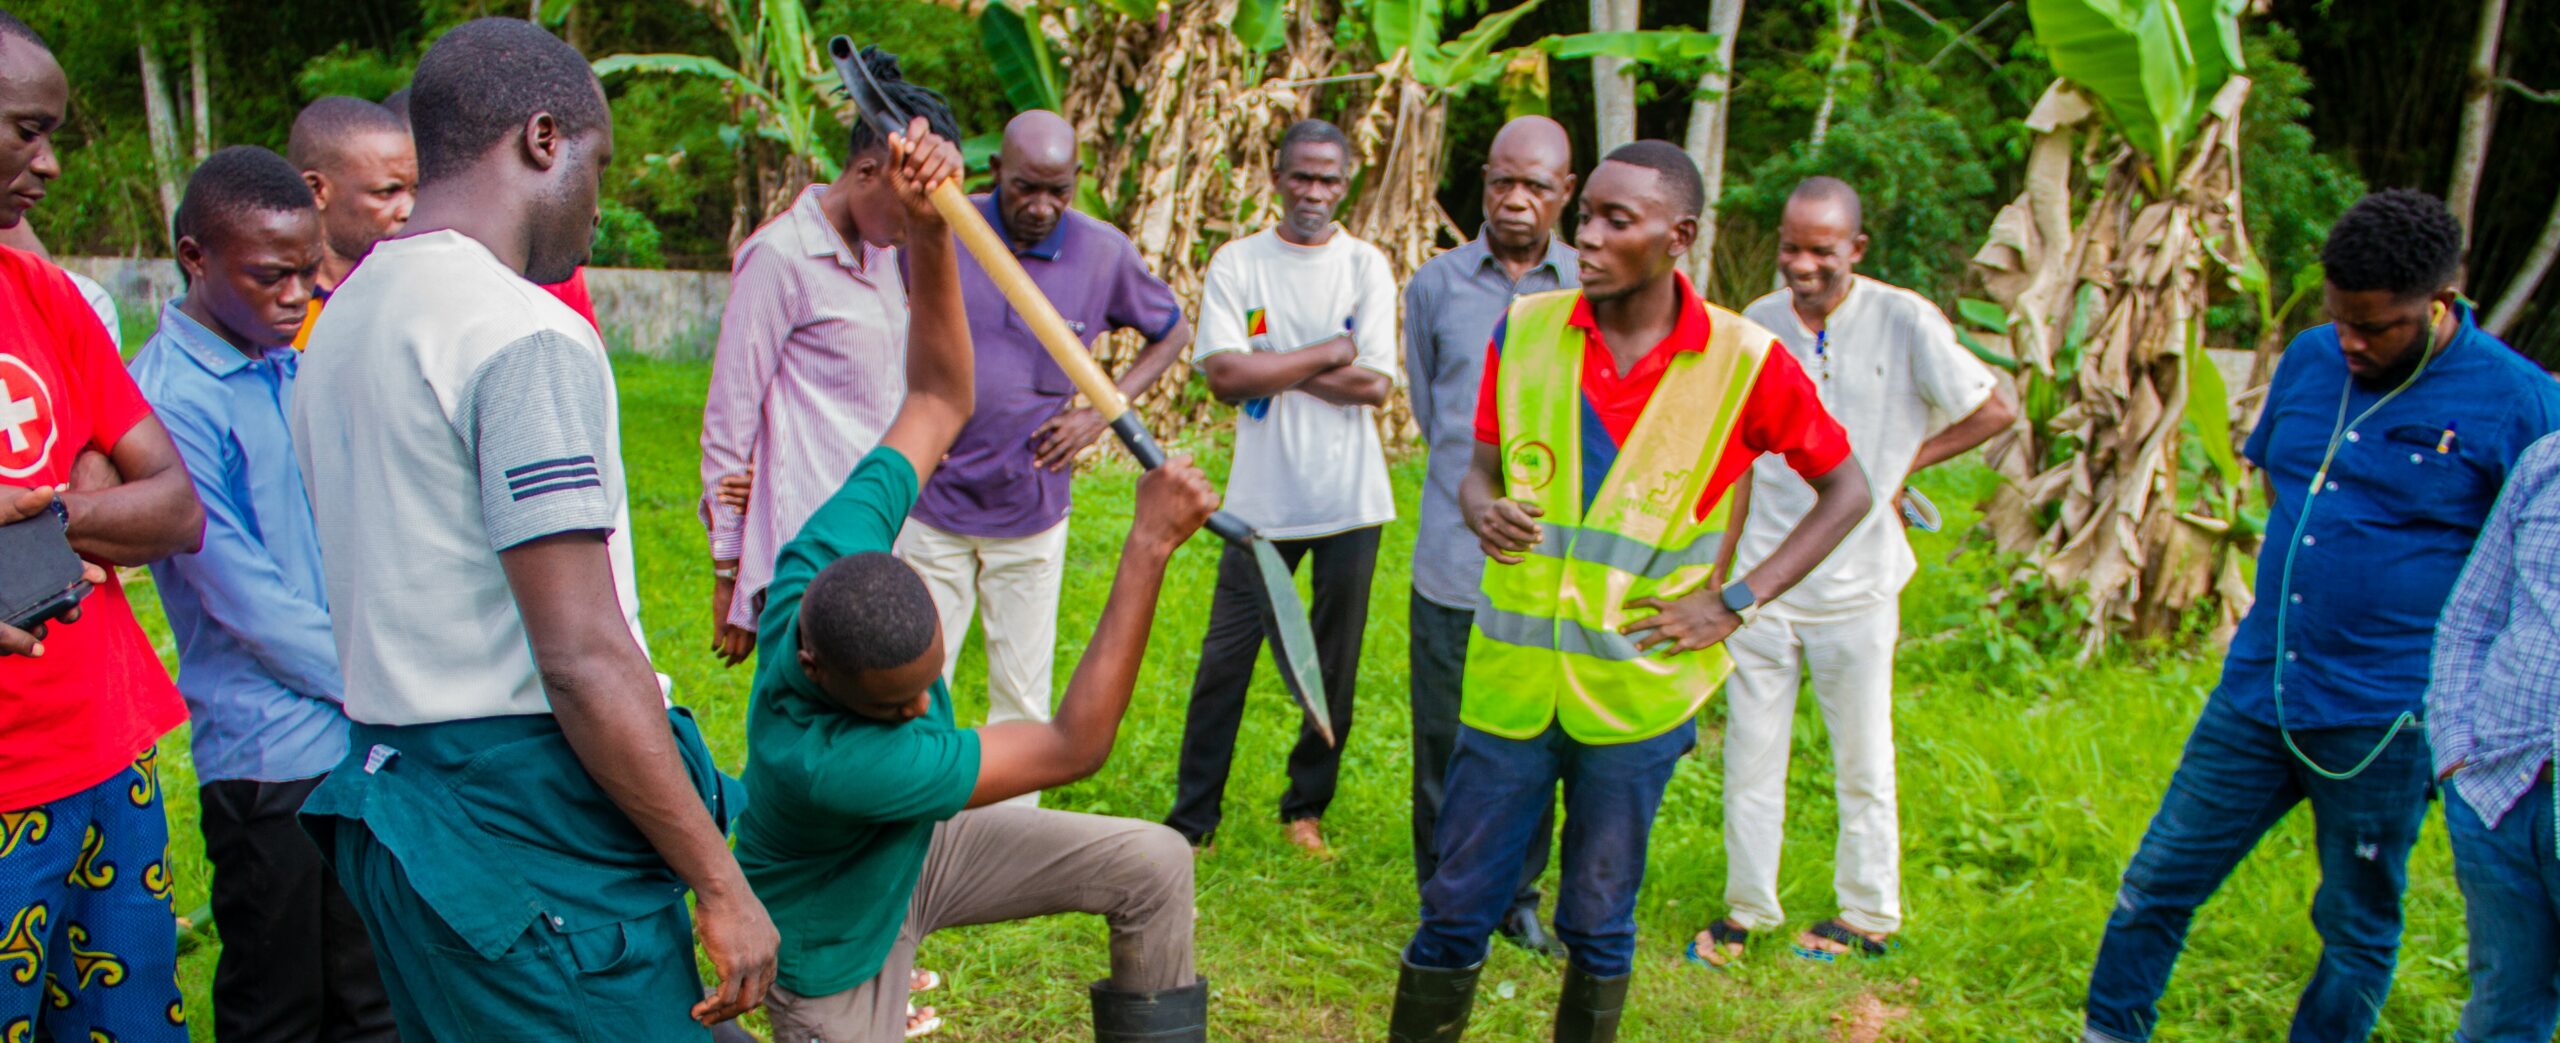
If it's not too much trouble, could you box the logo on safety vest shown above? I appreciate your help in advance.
[1505,439,1556,493]
[1636,466,1693,521]
[0,352,57,480]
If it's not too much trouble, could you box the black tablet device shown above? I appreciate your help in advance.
[2,500,91,635]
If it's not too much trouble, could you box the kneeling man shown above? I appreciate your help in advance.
[734,109,1218,1043]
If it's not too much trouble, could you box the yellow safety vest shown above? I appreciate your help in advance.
[1462,289,1771,744]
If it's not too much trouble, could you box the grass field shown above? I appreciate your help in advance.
[128,353,2478,1040]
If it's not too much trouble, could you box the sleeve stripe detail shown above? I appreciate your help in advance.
[511,478,605,502]
[507,463,601,489]
[505,455,597,479]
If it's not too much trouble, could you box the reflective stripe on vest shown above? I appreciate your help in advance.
[1461,289,1772,744]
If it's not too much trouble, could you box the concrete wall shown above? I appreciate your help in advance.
[59,256,729,360]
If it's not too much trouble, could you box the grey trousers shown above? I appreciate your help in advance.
[765,805,1198,1043]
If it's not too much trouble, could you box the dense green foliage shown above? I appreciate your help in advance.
[13,0,2547,353]
[1720,90,2001,304]
[128,355,2478,1039]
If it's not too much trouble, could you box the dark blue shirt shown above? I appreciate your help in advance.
[2223,305,2560,728]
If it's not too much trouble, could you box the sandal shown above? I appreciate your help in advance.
[905,969,944,1037]
[905,1002,943,1038]
[1684,918,1748,971]
[1790,918,1891,962]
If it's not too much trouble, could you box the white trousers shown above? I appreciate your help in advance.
[1720,600,1903,935]
[894,517,1071,806]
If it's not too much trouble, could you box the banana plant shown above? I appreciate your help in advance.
[1369,0,1719,99]
[1969,0,2261,648]
[2027,0,2246,186]
[979,1,1066,113]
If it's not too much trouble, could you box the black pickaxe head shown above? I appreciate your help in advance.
[828,37,910,141]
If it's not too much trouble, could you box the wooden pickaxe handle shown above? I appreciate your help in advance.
[917,178,1257,546]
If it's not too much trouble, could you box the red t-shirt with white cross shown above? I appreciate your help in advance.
[0,244,187,813]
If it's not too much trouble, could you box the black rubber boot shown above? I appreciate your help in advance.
[1090,977,1209,1042]
[1388,959,1481,1042]
[1551,965,1630,1043]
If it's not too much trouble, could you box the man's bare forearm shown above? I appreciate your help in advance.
[1047,535,1175,773]
[1299,363,1391,407]
[1907,389,2018,478]
[1459,442,1504,521]
[967,535,1176,804]
[903,213,971,416]
[1117,316,1192,405]
[545,649,750,899]
[63,417,203,565]
[1736,457,1871,604]
[1198,337,1353,402]
[506,536,749,900]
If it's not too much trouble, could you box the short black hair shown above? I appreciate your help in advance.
[174,145,316,250]
[381,87,411,124]
[288,96,409,172]
[1602,140,1705,218]
[0,8,47,52]
[802,552,939,674]
[1277,119,1350,170]
[844,46,961,160]
[2322,188,2463,299]
[1786,175,1862,234]
[408,18,607,185]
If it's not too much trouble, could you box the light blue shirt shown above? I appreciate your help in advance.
[131,301,347,784]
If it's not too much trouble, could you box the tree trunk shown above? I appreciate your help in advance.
[136,35,183,246]
[2484,186,2560,336]
[1681,0,1746,289]
[2447,0,2510,238]
[186,22,211,163]
[1590,0,1638,152]
[1807,0,1858,152]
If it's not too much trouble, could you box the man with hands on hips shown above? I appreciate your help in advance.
[1389,140,1868,1043]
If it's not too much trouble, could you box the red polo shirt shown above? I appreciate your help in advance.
[1473,272,1849,518]
[0,245,188,812]
[540,266,602,333]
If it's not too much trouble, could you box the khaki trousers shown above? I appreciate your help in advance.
[764,805,1197,1043]
[895,518,1071,805]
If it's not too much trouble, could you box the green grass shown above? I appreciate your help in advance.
[133,354,2474,1040]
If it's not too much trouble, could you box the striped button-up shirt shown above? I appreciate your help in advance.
[700,184,908,627]
[2429,430,2560,829]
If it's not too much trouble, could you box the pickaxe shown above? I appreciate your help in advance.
[829,37,1336,746]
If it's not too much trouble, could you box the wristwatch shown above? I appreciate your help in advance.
[1720,579,1759,624]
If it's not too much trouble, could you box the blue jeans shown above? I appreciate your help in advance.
[1404,719,1695,977]
[2083,694,2430,1043]
[2445,773,2560,1043]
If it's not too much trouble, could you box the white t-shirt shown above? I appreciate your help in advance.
[1737,275,1997,615]
[292,231,659,726]
[66,272,118,351]
[1192,226,1399,539]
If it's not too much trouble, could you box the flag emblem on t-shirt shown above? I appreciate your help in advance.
[1247,308,1268,338]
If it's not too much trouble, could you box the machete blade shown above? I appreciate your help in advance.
[1250,537,1335,747]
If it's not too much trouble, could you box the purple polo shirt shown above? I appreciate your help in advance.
[911,191,1182,538]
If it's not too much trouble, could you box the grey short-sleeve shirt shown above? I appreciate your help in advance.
[294,232,657,726]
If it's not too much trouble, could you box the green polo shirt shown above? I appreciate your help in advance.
[734,447,984,995]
